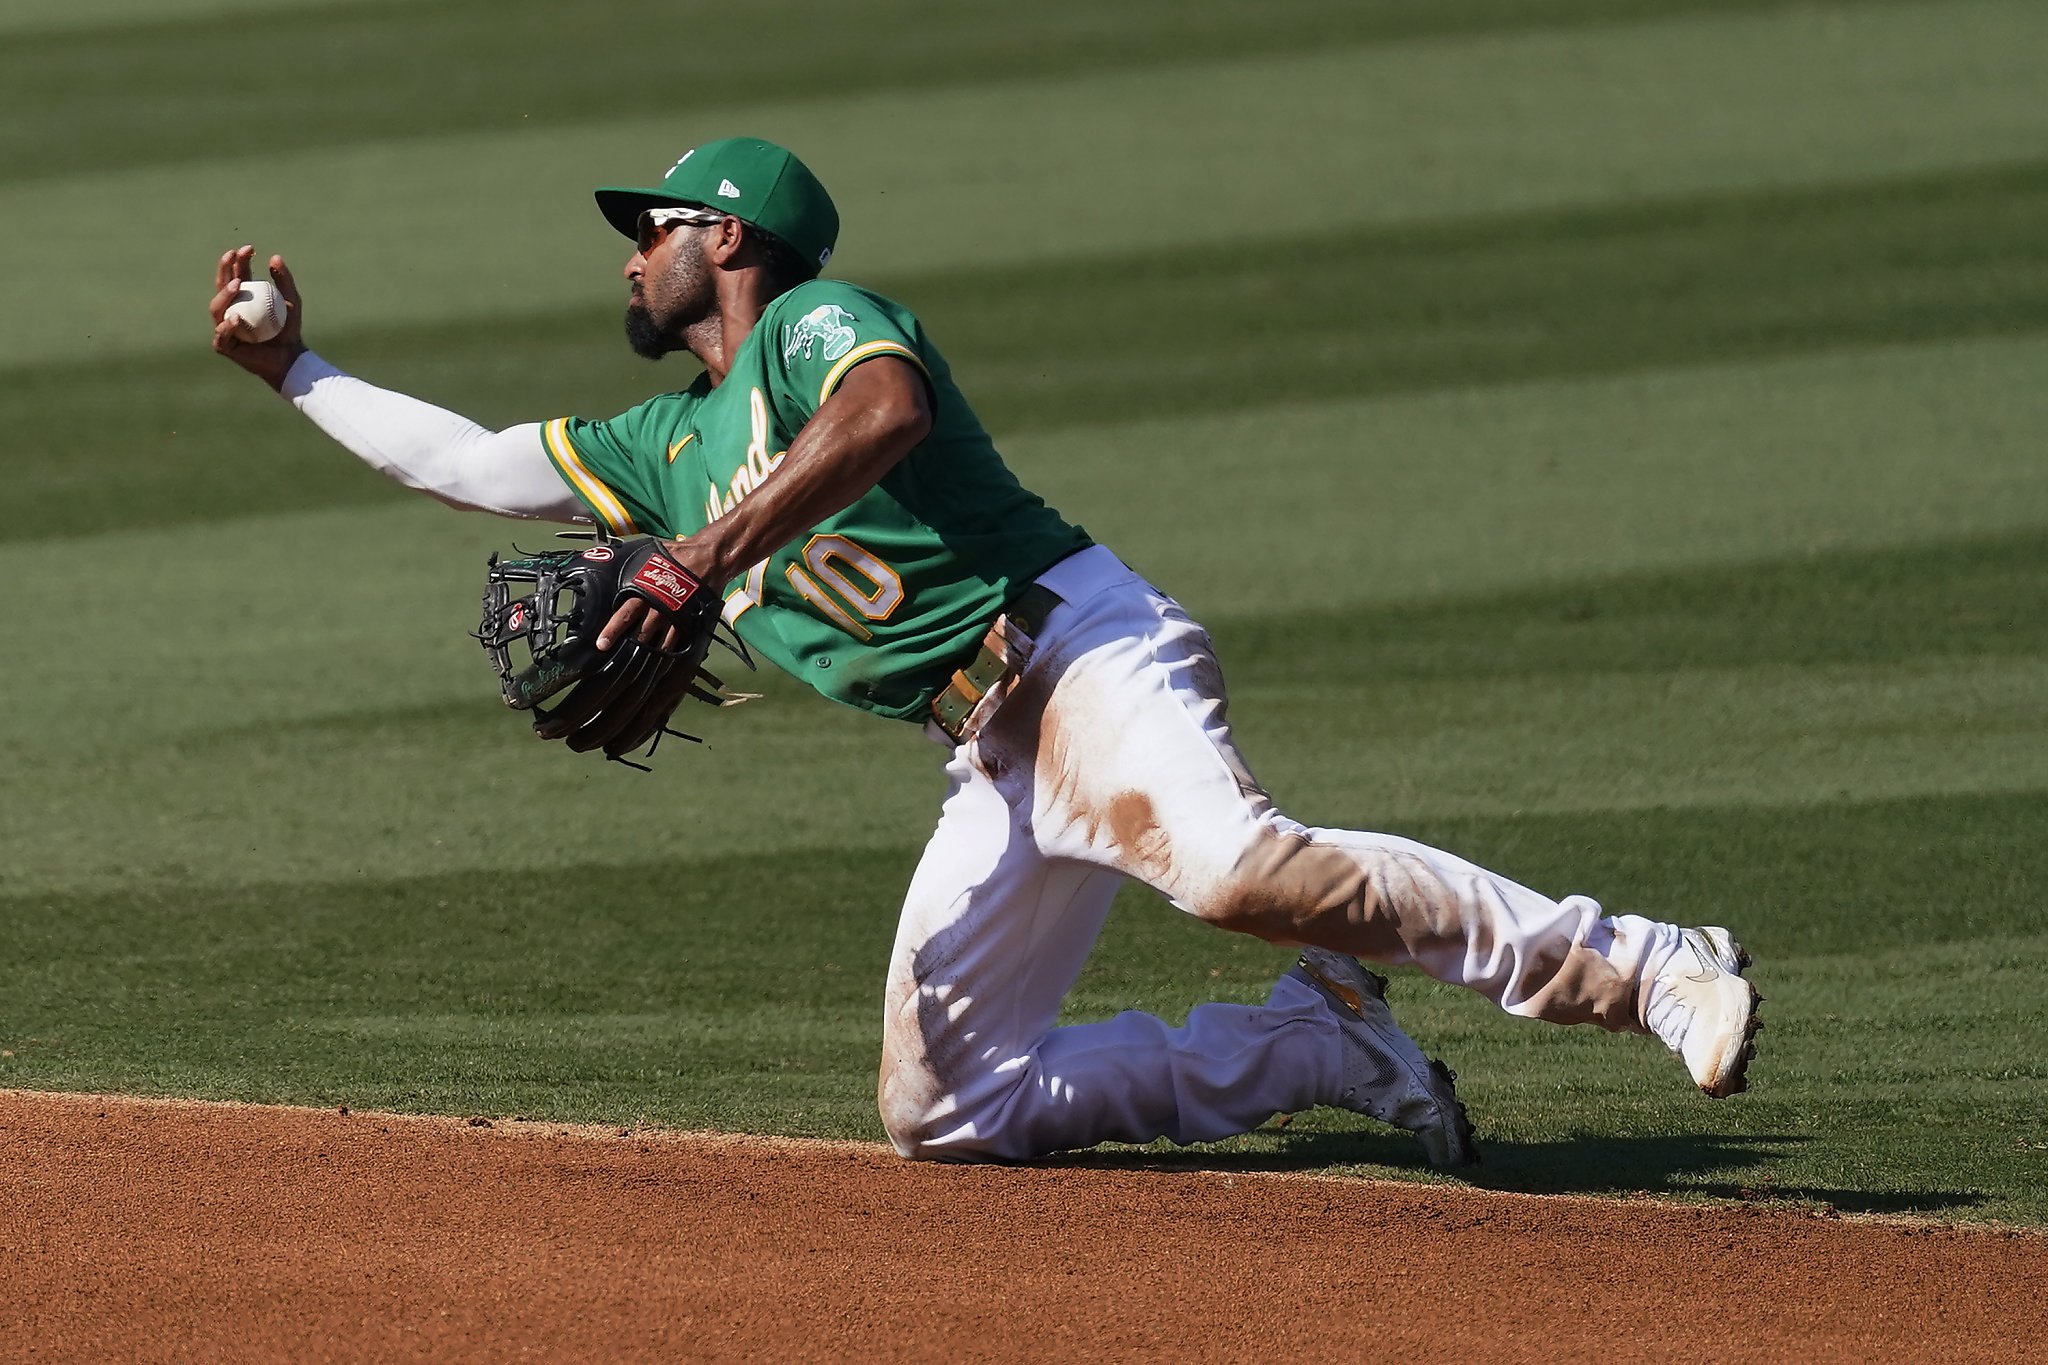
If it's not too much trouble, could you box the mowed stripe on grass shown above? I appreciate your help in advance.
[0,0,1827,171]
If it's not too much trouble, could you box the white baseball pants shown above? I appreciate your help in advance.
[878,547,1684,1160]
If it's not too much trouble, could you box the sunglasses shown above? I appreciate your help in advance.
[636,205,729,254]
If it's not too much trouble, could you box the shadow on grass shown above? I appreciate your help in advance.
[1045,1130,1985,1216]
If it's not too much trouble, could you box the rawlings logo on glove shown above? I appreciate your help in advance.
[627,553,701,613]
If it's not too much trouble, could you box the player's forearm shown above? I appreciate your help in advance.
[680,396,928,585]
[282,352,585,522]
[677,361,933,584]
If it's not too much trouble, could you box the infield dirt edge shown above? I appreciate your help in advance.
[7,1086,2046,1364]
[2,1085,2036,1231]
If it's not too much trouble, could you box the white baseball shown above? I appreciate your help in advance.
[225,279,288,342]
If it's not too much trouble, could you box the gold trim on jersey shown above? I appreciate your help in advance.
[785,563,875,641]
[722,559,768,626]
[541,418,639,535]
[816,340,928,407]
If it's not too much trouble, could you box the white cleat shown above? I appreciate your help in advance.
[1643,926,1762,1098]
[1289,947,1479,1169]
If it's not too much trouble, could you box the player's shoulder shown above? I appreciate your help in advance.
[765,280,923,380]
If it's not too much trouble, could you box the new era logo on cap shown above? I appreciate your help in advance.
[717,178,741,199]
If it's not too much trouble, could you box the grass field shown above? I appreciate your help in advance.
[3,0,2045,1223]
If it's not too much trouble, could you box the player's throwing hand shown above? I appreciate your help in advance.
[209,244,306,390]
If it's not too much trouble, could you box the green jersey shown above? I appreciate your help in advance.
[541,279,1090,721]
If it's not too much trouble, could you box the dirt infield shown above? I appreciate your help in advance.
[1,1090,2041,1363]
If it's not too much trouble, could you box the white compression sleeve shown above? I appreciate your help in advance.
[280,351,589,523]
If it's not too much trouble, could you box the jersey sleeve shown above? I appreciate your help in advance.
[537,406,670,537]
[765,281,934,427]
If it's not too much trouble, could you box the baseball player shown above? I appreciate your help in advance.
[210,137,1760,1168]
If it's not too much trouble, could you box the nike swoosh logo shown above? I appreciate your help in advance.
[667,434,695,463]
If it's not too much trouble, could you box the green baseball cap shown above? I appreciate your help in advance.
[595,137,839,273]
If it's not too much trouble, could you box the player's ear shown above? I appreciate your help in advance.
[707,217,748,268]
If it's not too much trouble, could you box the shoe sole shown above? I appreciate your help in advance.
[1697,929,1762,1100]
[1425,1059,1481,1168]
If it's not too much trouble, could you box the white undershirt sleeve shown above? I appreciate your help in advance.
[280,350,589,524]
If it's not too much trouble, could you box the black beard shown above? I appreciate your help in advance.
[624,232,708,361]
[623,298,678,360]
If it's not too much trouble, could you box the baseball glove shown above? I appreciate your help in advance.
[476,536,755,770]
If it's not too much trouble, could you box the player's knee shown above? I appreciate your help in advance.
[877,1052,1017,1162]
[876,1053,951,1160]
[879,1102,940,1160]
[878,1094,991,1162]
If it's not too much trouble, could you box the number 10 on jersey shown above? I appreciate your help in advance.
[724,533,905,641]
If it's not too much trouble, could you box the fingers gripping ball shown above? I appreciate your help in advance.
[477,538,756,769]
[224,280,289,342]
